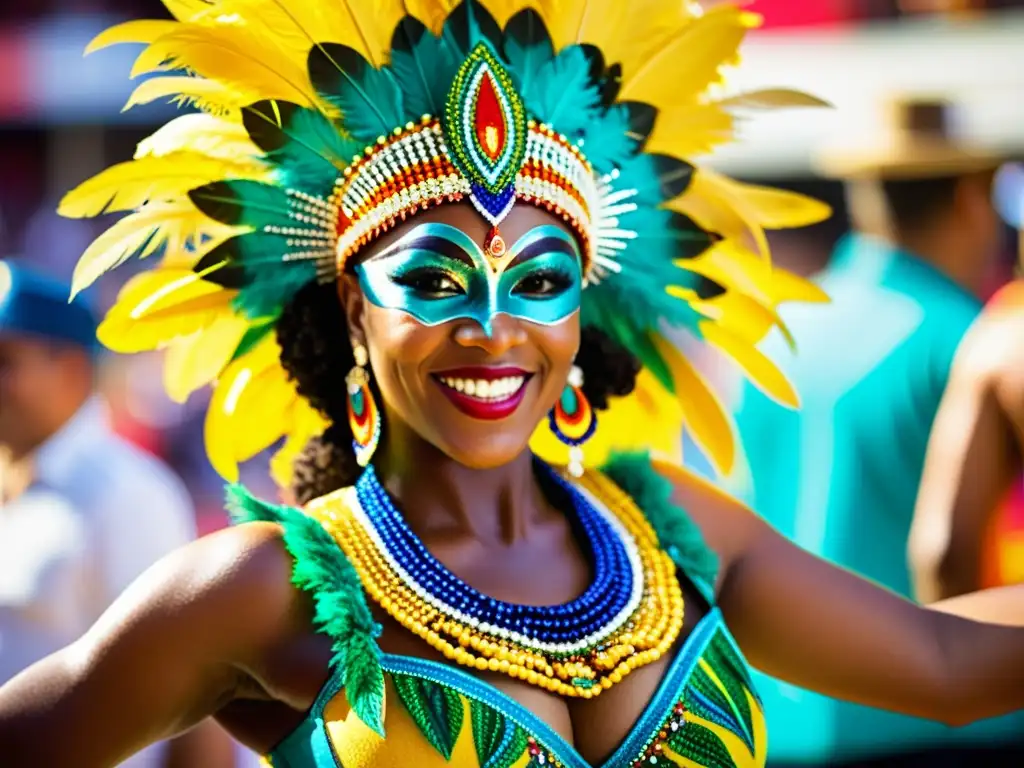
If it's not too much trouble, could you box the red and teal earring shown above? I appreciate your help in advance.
[549,365,597,478]
[347,342,381,467]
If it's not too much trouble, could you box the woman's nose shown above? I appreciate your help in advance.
[453,313,528,356]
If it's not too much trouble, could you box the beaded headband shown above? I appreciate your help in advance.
[61,0,832,485]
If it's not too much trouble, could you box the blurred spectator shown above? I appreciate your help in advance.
[731,97,1024,764]
[910,163,1024,601]
[0,259,234,767]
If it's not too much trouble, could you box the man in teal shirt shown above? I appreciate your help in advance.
[732,99,1024,764]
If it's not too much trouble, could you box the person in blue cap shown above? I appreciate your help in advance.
[731,98,1024,765]
[0,259,237,767]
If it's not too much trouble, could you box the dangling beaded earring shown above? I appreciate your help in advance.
[347,341,381,467]
[549,365,597,478]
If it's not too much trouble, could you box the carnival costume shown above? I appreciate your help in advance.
[63,1,832,765]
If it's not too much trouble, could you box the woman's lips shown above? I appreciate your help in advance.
[432,367,533,421]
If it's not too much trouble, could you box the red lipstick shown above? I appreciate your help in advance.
[432,366,533,421]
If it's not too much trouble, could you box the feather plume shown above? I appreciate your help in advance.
[97,268,238,354]
[71,199,237,297]
[242,101,357,189]
[86,20,177,54]
[479,0,533,29]
[699,321,799,407]
[163,0,215,21]
[653,335,736,474]
[502,8,554,107]
[135,113,264,163]
[124,75,243,116]
[130,23,318,107]
[307,44,405,143]
[269,400,330,489]
[442,1,503,55]
[163,313,250,403]
[646,104,734,159]
[404,0,461,35]
[535,0,585,50]
[717,88,831,111]
[528,45,599,138]
[618,5,754,107]
[389,17,460,119]
[59,153,263,219]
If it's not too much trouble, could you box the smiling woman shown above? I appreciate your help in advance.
[4,2,1024,768]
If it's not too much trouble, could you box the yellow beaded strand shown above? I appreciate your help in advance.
[306,468,685,698]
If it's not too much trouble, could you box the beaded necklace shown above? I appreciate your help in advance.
[306,465,684,698]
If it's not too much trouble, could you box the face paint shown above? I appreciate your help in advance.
[355,223,582,335]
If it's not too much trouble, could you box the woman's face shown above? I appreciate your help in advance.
[341,203,582,469]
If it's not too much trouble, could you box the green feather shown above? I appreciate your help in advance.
[224,484,386,736]
[528,45,601,140]
[443,0,503,56]
[579,103,639,172]
[501,9,554,106]
[600,453,720,588]
[389,17,460,120]
[242,100,357,190]
[308,44,404,144]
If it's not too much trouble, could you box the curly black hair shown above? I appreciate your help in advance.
[277,280,642,504]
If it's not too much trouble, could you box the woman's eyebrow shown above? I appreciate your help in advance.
[508,235,579,269]
[368,233,477,268]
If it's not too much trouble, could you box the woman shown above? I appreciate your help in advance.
[3,2,1024,767]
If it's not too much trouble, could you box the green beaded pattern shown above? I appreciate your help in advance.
[393,674,465,760]
[442,43,527,195]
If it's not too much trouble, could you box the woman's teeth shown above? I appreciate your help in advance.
[439,376,525,400]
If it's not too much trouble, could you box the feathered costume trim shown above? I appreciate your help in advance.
[63,0,831,485]
[226,455,719,735]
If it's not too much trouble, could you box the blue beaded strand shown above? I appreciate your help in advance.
[354,461,636,644]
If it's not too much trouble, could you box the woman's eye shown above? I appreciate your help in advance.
[513,270,572,297]
[393,269,464,297]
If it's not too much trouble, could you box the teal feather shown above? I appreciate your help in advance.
[501,9,554,106]
[389,17,460,121]
[578,103,637,172]
[224,484,386,736]
[242,100,358,190]
[308,44,404,144]
[528,45,601,140]
[616,152,694,205]
[600,452,720,588]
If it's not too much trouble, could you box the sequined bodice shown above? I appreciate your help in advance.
[266,608,766,768]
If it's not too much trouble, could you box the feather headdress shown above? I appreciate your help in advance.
[63,0,830,484]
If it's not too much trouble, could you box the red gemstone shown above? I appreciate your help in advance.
[474,71,506,161]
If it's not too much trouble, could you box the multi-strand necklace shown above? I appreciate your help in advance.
[306,462,684,698]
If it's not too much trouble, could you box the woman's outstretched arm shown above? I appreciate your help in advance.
[0,523,299,767]
[657,462,1024,725]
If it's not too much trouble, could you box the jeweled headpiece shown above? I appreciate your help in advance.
[62,0,831,484]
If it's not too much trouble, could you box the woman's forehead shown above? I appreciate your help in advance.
[356,203,575,265]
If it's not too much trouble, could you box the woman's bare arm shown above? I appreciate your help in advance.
[0,522,299,768]
[658,461,1024,726]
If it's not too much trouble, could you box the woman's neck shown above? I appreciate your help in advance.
[372,420,547,546]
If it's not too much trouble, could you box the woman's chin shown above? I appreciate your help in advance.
[433,432,535,471]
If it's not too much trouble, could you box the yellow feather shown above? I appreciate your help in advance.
[536,0,586,50]
[163,313,250,403]
[715,177,833,229]
[578,0,699,82]
[58,152,266,219]
[135,113,263,163]
[163,0,214,21]
[131,23,317,106]
[270,399,329,489]
[670,168,771,257]
[698,320,799,408]
[766,265,830,306]
[676,242,773,304]
[716,87,831,110]
[405,0,461,33]
[85,20,177,54]
[645,103,733,158]
[71,200,235,297]
[690,290,783,346]
[205,336,295,481]
[618,5,755,107]
[653,335,736,474]
[97,269,237,353]
[124,76,243,117]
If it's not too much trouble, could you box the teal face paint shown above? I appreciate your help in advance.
[355,223,582,335]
